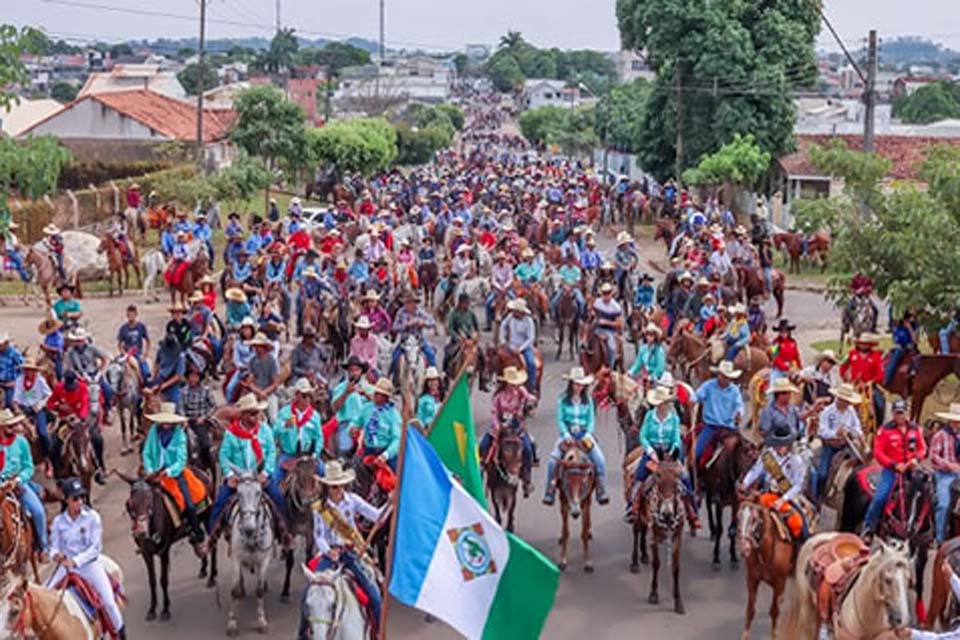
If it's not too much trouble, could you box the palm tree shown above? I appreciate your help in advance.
[498,31,525,51]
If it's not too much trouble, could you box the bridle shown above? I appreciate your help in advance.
[0,492,25,573]
[8,578,69,639]
[305,571,348,640]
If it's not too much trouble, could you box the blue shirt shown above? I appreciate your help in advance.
[0,344,23,382]
[265,259,286,283]
[634,284,655,310]
[580,249,601,270]
[348,261,370,284]
[161,230,176,256]
[172,241,189,261]
[117,321,149,356]
[225,221,244,238]
[695,379,744,429]
[245,234,263,255]
[193,222,212,242]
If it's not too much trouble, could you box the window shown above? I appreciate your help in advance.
[631,60,645,71]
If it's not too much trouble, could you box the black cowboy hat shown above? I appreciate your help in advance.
[61,476,87,500]
[773,319,796,332]
[640,273,655,282]
[251,215,263,225]
[58,283,73,293]
[342,355,369,371]
[765,424,796,448]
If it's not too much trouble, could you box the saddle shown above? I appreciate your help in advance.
[54,570,125,640]
[698,428,738,471]
[854,465,918,539]
[824,449,862,510]
[159,467,212,526]
[806,533,870,624]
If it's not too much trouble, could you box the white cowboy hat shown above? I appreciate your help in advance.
[506,298,530,314]
[644,323,663,338]
[240,316,256,328]
[521,248,535,259]
[320,460,356,486]
[830,382,862,405]
[729,303,747,315]
[292,378,315,395]
[456,244,472,254]
[302,267,319,279]
[711,360,742,379]
[65,327,90,342]
[354,316,373,330]
[291,197,301,206]
[563,366,594,386]
[363,290,381,302]
[373,378,395,396]
[225,288,247,302]
[854,332,882,345]
[646,387,673,407]
[616,231,632,245]
[0,409,26,428]
[236,393,268,412]
[658,371,676,390]
[678,271,694,282]
[146,402,188,424]
[696,277,711,287]
[424,366,442,380]
[816,349,839,365]
[599,282,615,295]
[768,378,799,395]
[498,366,528,386]
[936,402,960,422]
[247,332,272,347]
[43,224,61,235]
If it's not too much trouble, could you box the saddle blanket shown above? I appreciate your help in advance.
[164,261,189,287]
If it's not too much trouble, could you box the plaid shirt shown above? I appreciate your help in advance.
[178,383,216,421]
[930,427,960,473]
[0,345,23,383]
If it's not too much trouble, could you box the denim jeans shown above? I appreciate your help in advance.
[519,347,537,394]
[390,337,436,372]
[550,289,585,318]
[884,347,905,386]
[596,328,618,368]
[270,453,325,500]
[695,424,735,461]
[633,450,693,495]
[21,407,51,460]
[940,320,957,353]
[935,470,958,542]
[547,437,606,480]
[19,482,48,551]
[815,445,841,500]
[479,430,533,467]
[864,467,898,531]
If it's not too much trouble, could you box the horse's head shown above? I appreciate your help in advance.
[235,472,265,538]
[120,472,155,539]
[736,500,765,559]
[558,445,593,519]
[0,577,29,637]
[288,456,321,505]
[302,564,347,639]
[865,539,913,631]
[68,420,92,474]
[496,428,524,483]
[401,334,421,363]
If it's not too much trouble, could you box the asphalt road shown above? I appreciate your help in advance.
[1,228,843,640]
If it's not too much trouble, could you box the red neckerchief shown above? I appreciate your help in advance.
[0,432,14,470]
[227,419,263,464]
[292,403,314,429]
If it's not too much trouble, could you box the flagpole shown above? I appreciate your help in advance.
[378,421,411,640]
[423,368,468,439]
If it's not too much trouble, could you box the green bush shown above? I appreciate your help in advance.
[395,124,453,165]
[308,118,398,176]
[58,160,173,190]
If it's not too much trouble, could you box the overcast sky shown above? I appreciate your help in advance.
[9,0,960,53]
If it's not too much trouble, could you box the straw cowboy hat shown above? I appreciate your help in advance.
[65,328,90,342]
[616,231,632,245]
[43,224,61,235]
[646,387,673,407]
[729,303,747,316]
[354,316,373,331]
[302,267,319,279]
[506,298,530,314]
[768,378,799,395]
[146,402,188,424]
[225,288,247,303]
[320,461,356,486]
[236,393,268,412]
[815,349,838,366]
[521,248,535,259]
[644,323,663,338]
[0,409,26,428]
[498,366,528,386]
[830,382,862,405]
[247,332,272,348]
[854,332,882,345]
[37,318,62,335]
[373,378,395,396]
[563,366,595,386]
[936,403,960,422]
[362,290,381,302]
[20,357,40,371]
[696,277,711,287]
[424,366,442,381]
[711,360,742,379]
[678,271,694,283]
[599,282,615,295]
[292,378,315,395]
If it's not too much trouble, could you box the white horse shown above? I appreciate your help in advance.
[396,333,426,403]
[392,223,421,251]
[301,564,374,639]
[226,471,275,636]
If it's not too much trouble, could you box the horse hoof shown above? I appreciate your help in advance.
[199,568,207,579]
[648,593,659,605]
[226,625,238,638]
[558,561,567,572]
[160,611,171,622]
[640,555,649,565]
[206,578,217,589]
[257,620,268,634]
[629,563,640,574]
[675,602,685,615]
[584,563,594,574]
[145,611,156,622]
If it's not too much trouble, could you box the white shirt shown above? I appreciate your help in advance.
[742,449,806,503]
[709,250,733,277]
[50,507,103,569]
[312,493,384,555]
[13,375,51,411]
[818,403,863,441]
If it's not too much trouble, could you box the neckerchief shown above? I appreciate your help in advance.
[0,432,14,470]
[227,419,263,464]
[292,404,314,429]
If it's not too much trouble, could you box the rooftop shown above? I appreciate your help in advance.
[0,98,63,137]
[780,134,960,180]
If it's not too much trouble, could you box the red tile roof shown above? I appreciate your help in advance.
[779,134,960,180]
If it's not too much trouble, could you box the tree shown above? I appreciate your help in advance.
[177,63,219,96]
[395,124,452,165]
[597,78,650,153]
[436,104,465,131]
[0,25,43,110]
[108,43,133,59]
[486,54,524,93]
[893,81,960,124]
[453,53,469,76]
[308,118,397,176]
[49,81,78,103]
[681,133,771,188]
[499,31,525,50]
[177,47,196,60]
[519,105,598,157]
[519,106,568,144]
[616,0,820,181]
[208,152,272,203]
[254,28,299,76]
[296,42,371,75]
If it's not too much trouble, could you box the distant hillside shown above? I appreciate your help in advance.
[125,35,383,55]
[869,36,960,69]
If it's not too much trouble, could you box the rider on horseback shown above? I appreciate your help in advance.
[633,273,656,313]
[543,367,609,505]
[723,304,750,362]
[499,299,538,394]
[884,309,919,389]
[355,378,402,470]
[42,224,66,283]
[931,405,960,543]
[839,332,886,429]
[628,323,667,385]
[445,293,486,388]
[593,283,624,369]
[108,211,134,264]
[0,409,49,562]
[737,424,810,542]
[812,383,864,502]
[614,232,637,301]
[193,211,214,268]
[694,361,744,467]
[0,219,30,282]
[550,254,586,322]
[141,402,207,548]
[480,366,537,498]
[390,292,437,377]
[116,304,152,383]
[271,377,324,495]
[484,252,515,331]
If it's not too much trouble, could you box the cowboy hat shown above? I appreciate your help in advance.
[816,349,838,365]
[424,366,441,381]
[768,378,799,395]
[236,393,268,412]
[563,366,595,386]
[198,274,218,286]
[373,378,395,396]
[146,402,188,424]
[506,298,529,314]
[678,271,694,283]
[498,366,528,386]
[302,267,319,279]
[362,290,381,302]
[225,288,247,303]
[773,318,796,332]
[830,382,862,405]
[19,357,40,371]
[599,282,615,295]
[43,224,61,235]
[936,403,960,423]
[765,424,796,448]
[600,260,614,270]
[37,318,62,335]
[616,231,632,245]
[188,291,205,303]
[854,332,881,345]
[247,332,272,347]
[735,225,748,236]
[354,316,373,331]
[292,378,315,395]
[644,323,663,338]
[240,316,257,329]
[456,244,472,254]
[501,222,515,232]
[521,248,535,259]
[711,360,742,379]
[729,303,747,316]
[696,277,711,287]
[646,387,673,407]
[168,301,187,313]
[320,460,356,486]
[65,328,90,342]
[0,409,25,428]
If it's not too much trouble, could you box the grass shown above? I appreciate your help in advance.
[772,253,831,287]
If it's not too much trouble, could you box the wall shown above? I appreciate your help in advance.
[29,98,166,141]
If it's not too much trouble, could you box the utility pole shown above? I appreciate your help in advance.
[863,29,878,153]
[675,62,684,188]
[375,0,385,97]
[195,0,208,168]
[325,65,333,123]
[276,0,281,32]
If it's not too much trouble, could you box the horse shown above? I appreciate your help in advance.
[23,246,78,306]
[0,258,38,307]
[0,482,38,581]
[654,218,676,254]
[631,458,686,614]
[784,533,913,640]
[840,295,878,353]
[483,345,544,397]
[105,354,142,456]
[737,264,784,319]
[699,430,758,569]
[395,334,426,404]
[97,233,141,296]
[443,336,480,389]
[483,425,523,533]
[579,318,624,376]
[925,536,960,632]
[882,354,960,423]
[301,563,374,640]
[117,471,216,621]
[138,249,166,303]
[668,323,770,389]
[0,557,125,639]
[592,367,645,447]
[772,232,804,274]
[555,286,581,361]
[280,455,322,602]
[418,260,439,310]
[225,471,275,636]
[53,416,96,501]
[555,443,597,573]
[168,253,209,307]
[737,498,796,640]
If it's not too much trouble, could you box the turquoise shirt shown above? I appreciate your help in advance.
[558,264,582,286]
[52,298,81,323]
[628,343,667,381]
[557,396,596,439]
[331,379,369,430]
[219,421,277,477]
[639,408,682,456]
[141,424,187,478]
[226,301,252,327]
[416,393,440,427]
[357,401,402,459]
[514,261,543,285]
[272,403,324,457]
[0,435,33,484]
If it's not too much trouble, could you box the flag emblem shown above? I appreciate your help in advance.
[447,523,497,581]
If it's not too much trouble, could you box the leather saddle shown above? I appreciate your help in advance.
[807,533,870,623]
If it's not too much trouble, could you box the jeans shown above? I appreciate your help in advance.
[479,430,533,467]
[550,288,585,319]
[597,328,618,368]
[270,453,325,500]
[21,407,51,460]
[936,471,958,543]
[390,336,436,373]
[207,478,289,530]
[547,437,606,489]
[6,249,29,282]
[147,376,178,404]
[1,385,12,409]
[519,347,537,394]
[298,552,381,638]
[941,320,957,353]
[884,347,906,386]
[633,450,694,495]
[763,267,772,292]
[815,445,841,500]
[19,481,48,551]
[864,467,898,531]
[335,421,355,457]
[725,344,744,362]
[695,424,735,462]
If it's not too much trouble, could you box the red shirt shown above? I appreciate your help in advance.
[772,337,802,372]
[358,201,375,217]
[840,349,884,385]
[47,380,90,420]
[288,229,311,251]
[873,423,926,469]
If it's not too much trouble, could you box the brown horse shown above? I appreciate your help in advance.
[632,459,686,614]
[483,345,543,397]
[738,264,784,318]
[483,425,523,533]
[737,498,795,639]
[654,218,676,253]
[668,323,770,388]
[444,335,481,389]
[97,234,141,296]
[926,536,960,632]
[168,254,208,306]
[579,317,624,375]
[555,286,581,361]
[555,444,596,572]
[0,482,38,581]
[418,260,439,309]
[54,417,96,501]
[883,354,960,422]
[24,246,81,306]
[280,455,322,602]
[699,429,759,568]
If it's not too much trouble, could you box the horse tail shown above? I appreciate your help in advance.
[782,535,822,640]
[73,274,83,300]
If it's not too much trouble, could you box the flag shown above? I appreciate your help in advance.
[426,373,485,504]
[389,428,558,640]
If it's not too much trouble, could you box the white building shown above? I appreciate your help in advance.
[613,50,655,84]
[521,79,580,110]
[336,57,454,105]
[78,64,186,100]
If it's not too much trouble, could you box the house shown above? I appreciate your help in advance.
[203,81,251,108]
[288,78,325,126]
[465,44,490,62]
[892,76,949,98]
[335,57,453,106]
[78,65,186,100]
[19,89,236,169]
[0,99,63,137]
[521,79,579,110]
[613,50,654,84]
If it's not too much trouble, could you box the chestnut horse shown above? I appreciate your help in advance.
[883,354,960,423]
[168,254,209,306]
[632,459,686,614]
[737,264,784,318]
[555,444,596,572]
[484,426,523,533]
[773,231,829,274]
[0,482,38,581]
[737,498,795,639]
[97,233,141,296]
[483,345,543,397]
